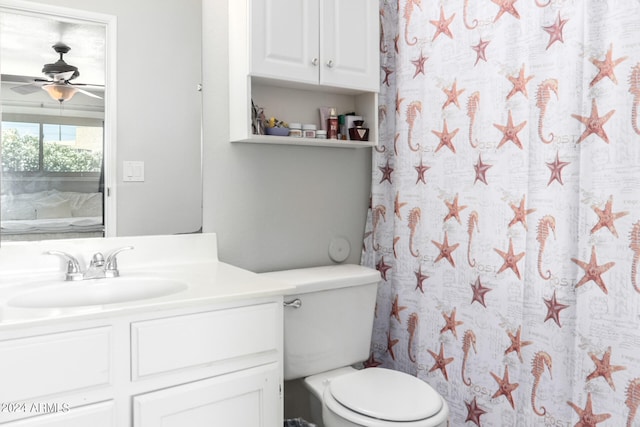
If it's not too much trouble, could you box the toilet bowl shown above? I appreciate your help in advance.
[261,265,450,427]
[304,367,449,427]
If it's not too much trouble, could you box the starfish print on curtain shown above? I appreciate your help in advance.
[543,12,568,49]
[586,346,626,390]
[543,290,569,327]
[567,393,611,426]
[428,343,454,381]
[430,6,455,41]
[432,232,459,267]
[442,80,464,109]
[546,151,570,186]
[411,51,427,78]
[490,365,519,409]
[571,98,615,144]
[571,246,615,294]
[492,0,520,22]
[473,154,492,185]
[433,119,459,153]
[390,295,407,323]
[472,38,490,65]
[590,195,628,237]
[495,238,525,279]
[394,192,407,221]
[504,325,533,363]
[415,266,429,293]
[508,195,535,230]
[590,43,627,87]
[494,110,527,149]
[506,64,534,99]
[415,158,430,184]
[444,194,467,224]
[464,396,486,426]
[470,276,491,307]
[440,308,464,338]
[378,160,394,184]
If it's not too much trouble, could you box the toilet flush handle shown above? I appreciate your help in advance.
[283,298,302,309]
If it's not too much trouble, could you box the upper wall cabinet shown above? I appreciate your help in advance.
[251,0,379,92]
[227,0,380,147]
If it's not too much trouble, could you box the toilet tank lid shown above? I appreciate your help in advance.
[260,264,381,295]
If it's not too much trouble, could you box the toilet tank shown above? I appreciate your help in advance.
[261,264,380,381]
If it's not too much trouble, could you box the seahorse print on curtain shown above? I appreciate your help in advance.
[536,78,558,143]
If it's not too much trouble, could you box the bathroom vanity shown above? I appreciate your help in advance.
[0,234,293,426]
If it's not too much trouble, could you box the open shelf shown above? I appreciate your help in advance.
[233,134,375,148]
[229,75,378,148]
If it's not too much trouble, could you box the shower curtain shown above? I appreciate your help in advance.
[361,1,640,426]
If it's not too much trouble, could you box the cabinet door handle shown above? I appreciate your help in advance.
[326,59,334,68]
[283,298,302,309]
[311,57,319,66]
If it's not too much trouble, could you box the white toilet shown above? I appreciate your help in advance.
[262,264,449,427]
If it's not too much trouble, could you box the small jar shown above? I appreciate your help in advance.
[289,123,302,138]
[302,124,317,139]
[316,130,327,139]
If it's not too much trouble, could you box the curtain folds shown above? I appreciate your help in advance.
[362,1,640,425]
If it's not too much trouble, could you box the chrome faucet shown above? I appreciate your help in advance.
[46,246,134,281]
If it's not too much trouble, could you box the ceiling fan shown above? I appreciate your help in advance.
[7,42,103,103]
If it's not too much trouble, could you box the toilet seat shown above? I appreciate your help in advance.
[323,368,447,426]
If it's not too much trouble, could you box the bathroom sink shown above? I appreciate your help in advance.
[8,277,188,308]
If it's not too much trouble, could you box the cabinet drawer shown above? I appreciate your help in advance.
[131,302,279,380]
[0,327,112,402]
[3,401,114,427]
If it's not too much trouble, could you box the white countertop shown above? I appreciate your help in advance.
[0,234,294,328]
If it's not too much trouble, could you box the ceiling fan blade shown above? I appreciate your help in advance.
[76,87,103,99]
[1,74,37,84]
[10,83,44,95]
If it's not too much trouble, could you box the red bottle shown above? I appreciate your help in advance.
[327,108,338,139]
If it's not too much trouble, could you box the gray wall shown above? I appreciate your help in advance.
[25,0,372,273]
[201,0,372,272]
[27,0,203,237]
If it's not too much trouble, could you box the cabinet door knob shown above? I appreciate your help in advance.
[326,59,334,68]
[311,57,319,66]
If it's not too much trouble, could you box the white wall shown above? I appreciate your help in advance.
[26,0,203,236]
[201,0,372,272]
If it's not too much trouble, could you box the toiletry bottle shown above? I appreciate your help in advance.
[327,108,338,140]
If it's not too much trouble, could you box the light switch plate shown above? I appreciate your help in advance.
[123,161,144,182]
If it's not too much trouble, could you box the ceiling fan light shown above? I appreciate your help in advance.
[42,83,78,103]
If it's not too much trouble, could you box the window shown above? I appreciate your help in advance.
[1,114,103,176]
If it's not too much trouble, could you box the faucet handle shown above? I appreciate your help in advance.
[45,250,83,281]
[105,246,134,277]
[91,252,105,267]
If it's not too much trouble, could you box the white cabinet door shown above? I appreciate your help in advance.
[320,0,379,92]
[133,363,280,427]
[250,0,379,92]
[251,0,320,84]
